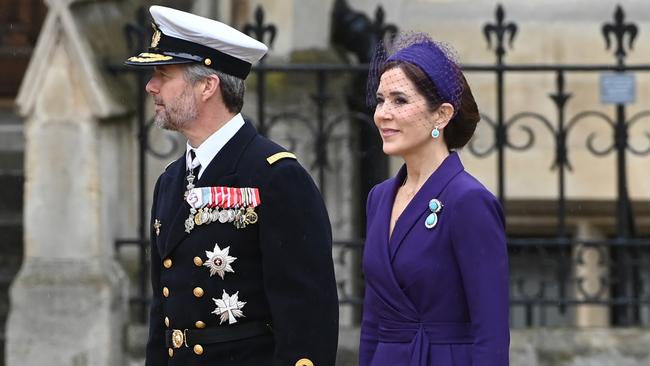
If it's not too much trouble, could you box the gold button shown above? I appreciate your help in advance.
[163,258,172,268]
[163,287,169,297]
[195,320,206,329]
[193,344,204,355]
[204,58,212,66]
[295,358,314,366]
[164,317,170,327]
[193,256,203,266]
[168,348,174,357]
[193,287,204,298]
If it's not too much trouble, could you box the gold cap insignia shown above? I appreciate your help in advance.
[127,52,173,63]
[151,23,162,48]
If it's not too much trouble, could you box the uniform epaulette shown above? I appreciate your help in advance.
[266,152,297,165]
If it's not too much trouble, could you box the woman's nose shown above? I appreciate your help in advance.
[375,104,392,120]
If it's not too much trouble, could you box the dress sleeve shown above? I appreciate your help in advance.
[145,176,166,366]
[450,188,510,366]
[258,161,339,366]
[359,185,379,366]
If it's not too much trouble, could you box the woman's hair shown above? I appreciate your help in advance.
[368,31,481,150]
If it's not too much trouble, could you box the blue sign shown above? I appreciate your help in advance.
[600,73,635,105]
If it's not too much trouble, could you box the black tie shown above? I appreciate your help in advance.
[188,150,201,177]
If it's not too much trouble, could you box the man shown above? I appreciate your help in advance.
[125,6,339,366]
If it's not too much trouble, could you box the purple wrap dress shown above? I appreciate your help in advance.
[360,152,510,366]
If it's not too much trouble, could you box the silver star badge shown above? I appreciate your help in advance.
[204,243,237,279]
[212,290,246,324]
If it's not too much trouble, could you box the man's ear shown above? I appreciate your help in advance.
[200,74,220,102]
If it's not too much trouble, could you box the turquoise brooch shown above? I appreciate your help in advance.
[425,198,443,229]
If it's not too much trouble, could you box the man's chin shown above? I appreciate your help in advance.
[154,118,178,131]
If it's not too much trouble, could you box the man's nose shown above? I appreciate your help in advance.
[145,78,158,94]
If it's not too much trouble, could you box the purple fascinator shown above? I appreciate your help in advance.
[367,32,464,117]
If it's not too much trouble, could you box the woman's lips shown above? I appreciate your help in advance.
[380,128,400,138]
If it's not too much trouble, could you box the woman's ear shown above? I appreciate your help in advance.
[200,74,220,102]
[434,102,454,129]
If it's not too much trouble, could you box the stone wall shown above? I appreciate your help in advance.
[510,328,650,366]
[6,1,135,365]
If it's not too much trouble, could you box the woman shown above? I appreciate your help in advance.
[360,33,510,366]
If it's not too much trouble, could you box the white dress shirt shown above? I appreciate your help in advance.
[185,113,245,179]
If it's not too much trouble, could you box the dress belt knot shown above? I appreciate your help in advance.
[378,318,473,344]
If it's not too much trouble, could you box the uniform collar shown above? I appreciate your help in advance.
[185,113,245,179]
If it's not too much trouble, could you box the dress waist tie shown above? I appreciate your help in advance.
[378,318,473,366]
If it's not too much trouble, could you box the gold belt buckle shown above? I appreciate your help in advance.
[171,329,184,349]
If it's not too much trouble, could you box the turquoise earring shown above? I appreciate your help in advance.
[431,127,440,139]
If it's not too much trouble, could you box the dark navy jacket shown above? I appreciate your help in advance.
[146,121,339,366]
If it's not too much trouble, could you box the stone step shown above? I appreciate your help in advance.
[0,107,21,125]
[0,173,23,213]
[0,274,13,322]
[0,151,23,172]
[0,218,21,366]
[0,251,19,366]
[0,218,23,270]
[0,111,24,366]
[0,124,24,152]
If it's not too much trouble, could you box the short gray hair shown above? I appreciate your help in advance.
[183,64,246,113]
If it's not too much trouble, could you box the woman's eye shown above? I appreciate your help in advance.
[376,97,384,104]
[394,97,408,105]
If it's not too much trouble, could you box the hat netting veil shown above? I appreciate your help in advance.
[366,32,464,118]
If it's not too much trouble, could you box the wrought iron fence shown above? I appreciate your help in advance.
[108,2,650,327]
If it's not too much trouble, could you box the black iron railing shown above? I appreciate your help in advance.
[109,2,650,327]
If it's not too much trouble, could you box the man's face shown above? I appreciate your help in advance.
[145,65,199,131]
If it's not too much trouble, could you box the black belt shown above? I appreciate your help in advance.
[165,320,272,349]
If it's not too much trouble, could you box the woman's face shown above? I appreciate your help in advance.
[374,67,437,157]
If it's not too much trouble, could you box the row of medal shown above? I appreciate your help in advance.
[184,186,261,232]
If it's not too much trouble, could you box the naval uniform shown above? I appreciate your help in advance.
[146,115,339,366]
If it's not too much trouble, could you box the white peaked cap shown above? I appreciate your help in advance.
[125,5,268,79]
[151,6,268,64]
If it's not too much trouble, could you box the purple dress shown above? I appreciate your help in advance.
[360,152,509,366]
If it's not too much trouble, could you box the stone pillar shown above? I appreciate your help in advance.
[6,1,134,365]
[573,220,610,327]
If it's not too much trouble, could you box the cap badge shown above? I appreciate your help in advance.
[150,23,162,48]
